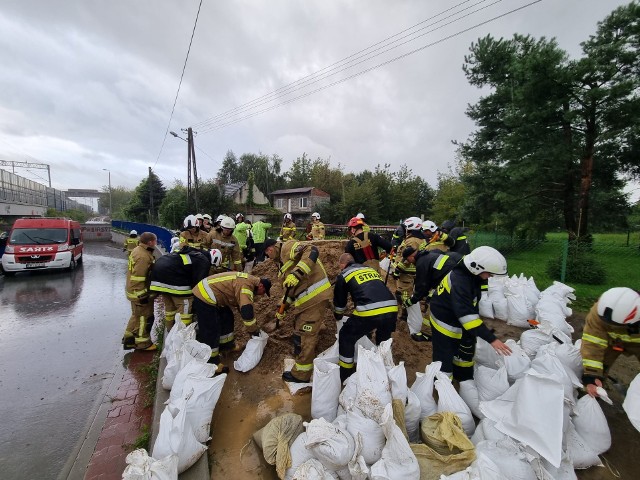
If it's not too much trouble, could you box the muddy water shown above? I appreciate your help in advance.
[209,352,311,479]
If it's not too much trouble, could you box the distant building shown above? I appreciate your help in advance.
[269,187,330,221]
[223,181,269,205]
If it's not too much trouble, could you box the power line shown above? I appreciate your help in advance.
[153,0,204,167]
[191,0,487,130]
[197,0,541,135]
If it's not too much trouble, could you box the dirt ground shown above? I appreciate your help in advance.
[207,240,640,480]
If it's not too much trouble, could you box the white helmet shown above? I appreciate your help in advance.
[215,214,225,224]
[170,237,181,252]
[183,215,198,229]
[129,230,138,235]
[195,213,204,220]
[597,287,640,325]
[356,212,365,219]
[463,246,507,275]
[284,213,292,221]
[220,216,236,229]
[203,214,212,221]
[422,220,437,233]
[311,212,321,219]
[209,249,223,267]
[403,216,423,231]
[236,213,244,221]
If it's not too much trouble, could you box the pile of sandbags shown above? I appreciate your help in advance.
[480,274,540,326]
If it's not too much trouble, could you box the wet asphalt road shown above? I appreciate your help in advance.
[0,242,130,480]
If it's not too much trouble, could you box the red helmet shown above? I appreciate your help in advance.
[348,217,364,228]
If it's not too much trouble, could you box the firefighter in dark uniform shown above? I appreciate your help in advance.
[179,214,208,250]
[581,287,640,398]
[440,220,471,255]
[345,216,392,273]
[123,232,157,350]
[206,216,243,273]
[150,247,220,331]
[429,246,512,380]
[401,247,463,342]
[265,238,332,383]
[192,272,272,373]
[392,217,427,320]
[333,253,398,381]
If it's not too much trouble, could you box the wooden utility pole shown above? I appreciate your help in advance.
[148,166,154,223]
[186,127,199,212]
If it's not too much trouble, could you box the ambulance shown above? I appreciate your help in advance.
[1,217,83,275]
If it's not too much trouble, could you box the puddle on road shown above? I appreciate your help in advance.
[209,357,311,480]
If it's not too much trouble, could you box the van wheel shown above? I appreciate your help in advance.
[67,258,77,271]
[77,254,83,265]
[3,271,16,277]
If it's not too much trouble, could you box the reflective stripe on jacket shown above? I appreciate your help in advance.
[333,263,397,317]
[126,245,155,300]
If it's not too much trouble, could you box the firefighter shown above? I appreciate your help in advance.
[179,214,208,250]
[345,216,392,273]
[251,219,272,263]
[123,232,157,351]
[233,214,252,266]
[206,216,242,273]
[123,230,139,255]
[264,238,332,383]
[440,220,471,255]
[192,272,272,373]
[401,247,463,342]
[581,287,640,398]
[392,217,427,321]
[356,213,370,233]
[423,220,453,252]
[280,213,297,241]
[429,246,512,381]
[201,214,214,233]
[307,212,325,240]
[333,253,398,381]
[150,246,220,331]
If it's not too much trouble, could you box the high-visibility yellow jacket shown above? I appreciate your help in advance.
[123,236,138,254]
[309,221,325,240]
[581,301,640,382]
[280,220,297,241]
[193,272,261,331]
[278,240,331,312]
[126,244,155,301]
[179,229,208,250]
[206,229,242,272]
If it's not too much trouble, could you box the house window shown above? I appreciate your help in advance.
[275,198,285,208]
[299,197,308,208]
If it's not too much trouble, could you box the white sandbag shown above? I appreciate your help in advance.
[519,329,554,359]
[122,448,178,480]
[474,365,509,401]
[564,421,602,469]
[354,335,376,363]
[345,407,385,465]
[500,340,531,383]
[540,455,577,480]
[293,458,340,479]
[347,431,369,480]
[538,341,582,379]
[162,338,211,391]
[162,348,185,390]
[168,359,216,404]
[478,292,494,319]
[338,374,358,417]
[480,372,565,468]
[388,361,408,401]
[470,418,508,445]
[531,350,582,402]
[379,257,391,277]
[488,276,508,321]
[311,359,341,422]
[504,275,530,327]
[435,372,475,436]
[354,346,391,419]
[523,276,540,314]
[317,340,339,364]
[573,395,611,455]
[623,373,640,432]
[475,439,537,480]
[458,379,483,419]
[405,390,422,443]
[305,417,355,471]
[234,329,269,372]
[378,338,395,368]
[182,374,226,443]
[369,403,420,480]
[410,361,441,419]
[474,337,500,369]
[471,451,510,480]
[407,302,423,335]
[152,399,207,474]
[284,432,315,480]
[535,297,573,336]
[161,320,186,360]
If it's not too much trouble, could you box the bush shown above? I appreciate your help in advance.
[546,245,606,285]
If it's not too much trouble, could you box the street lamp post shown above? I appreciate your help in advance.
[102,168,112,217]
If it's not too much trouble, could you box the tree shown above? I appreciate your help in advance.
[123,171,166,223]
[217,150,239,184]
[432,167,466,224]
[98,185,133,220]
[287,153,313,187]
[158,181,188,229]
[459,3,640,237]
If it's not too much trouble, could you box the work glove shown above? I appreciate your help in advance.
[275,311,286,321]
[392,270,400,280]
[333,311,342,321]
[138,295,149,305]
[251,329,262,338]
[283,273,301,288]
[402,296,413,308]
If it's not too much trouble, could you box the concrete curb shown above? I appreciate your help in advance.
[150,357,209,480]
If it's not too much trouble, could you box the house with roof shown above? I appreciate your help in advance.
[223,181,269,205]
[269,187,330,221]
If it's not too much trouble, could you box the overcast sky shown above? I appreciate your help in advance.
[1,0,637,203]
